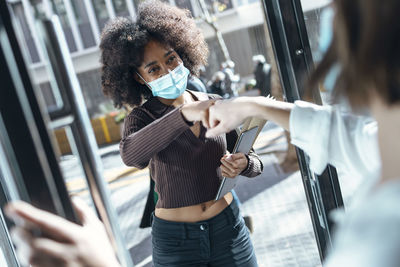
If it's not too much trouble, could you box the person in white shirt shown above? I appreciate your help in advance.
[206,97,380,188]
[204,0,400,265]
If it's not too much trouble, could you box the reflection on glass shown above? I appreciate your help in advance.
[175,0,195,16]
[92,0,110,31]
[301,0,332,63]
[71,0,96,48]
[53,0,78,52]
[133,0,169,12]
[0,249,6,267]
[301,0,333,104]
[204,0,233,14]
[39,82,58,113]
[11,3,40,63]
[113,0,130,17]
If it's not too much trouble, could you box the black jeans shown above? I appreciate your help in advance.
[151,200,258,266]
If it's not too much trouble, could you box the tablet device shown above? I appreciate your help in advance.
[215,126,259,200]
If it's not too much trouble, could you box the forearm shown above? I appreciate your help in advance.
[242,97,294,131]
[120,108,189,167]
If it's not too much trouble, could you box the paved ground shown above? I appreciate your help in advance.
[59,122,363,267]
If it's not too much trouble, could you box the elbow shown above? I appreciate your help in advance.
[121,155,147,169]
[119,141,148,169]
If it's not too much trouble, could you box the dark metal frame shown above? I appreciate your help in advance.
[0,0,77,221]
[261,0,344,260]
[1,1,134,266]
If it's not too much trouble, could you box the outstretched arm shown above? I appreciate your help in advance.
[206,96,379,177]
[206,96,293,137]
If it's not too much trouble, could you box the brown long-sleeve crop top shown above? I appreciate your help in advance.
[119,91,263,208]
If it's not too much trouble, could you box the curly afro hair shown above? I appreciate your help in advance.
[100,0,209,108]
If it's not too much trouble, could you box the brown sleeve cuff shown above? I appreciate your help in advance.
[240,154,263,178]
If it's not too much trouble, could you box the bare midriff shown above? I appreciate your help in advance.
[155,192,233,223]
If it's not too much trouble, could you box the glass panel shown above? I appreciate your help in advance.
[113,0,130,17]
[11,3,40,63]
[39,82,58,113]
[53,0,78,52]
[89,0,321,265]
[6,0,324,265]
[204,0,234,14]
[71,0,96,48]
[91,0,110,31]
[301,0,332,63]
[133,0,169,11]
[175,0,195,16]
[301,0,363,207]
[0,249,7,267]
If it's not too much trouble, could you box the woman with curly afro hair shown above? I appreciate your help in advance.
[100,1,261,266]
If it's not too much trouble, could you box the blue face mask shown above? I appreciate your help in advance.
[137,63,190,99]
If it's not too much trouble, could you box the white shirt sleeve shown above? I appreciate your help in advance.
[289,100,379,178]
[324,181,400,267]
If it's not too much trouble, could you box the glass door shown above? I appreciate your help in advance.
[262,0,344,260]
[0,1,134,266]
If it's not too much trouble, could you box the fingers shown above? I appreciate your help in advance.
[10,227,34,267]
[206,101,235,136]
[223,153,246,169]
[30,238,71,262]
[220,165,236,178]
[200,108,210,129]
[220,159,236,173]
[220,153,248,178]
[71,197,98,226]
[220,155,242,178]
[199,100,216,128]
[206,124,226,138]
[230,153,247,161]
[207,103,219,129]
[5,202,79,242]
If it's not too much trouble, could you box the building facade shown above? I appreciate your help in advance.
[7,0,326,117]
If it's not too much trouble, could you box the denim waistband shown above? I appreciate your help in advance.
[151,199,241,239]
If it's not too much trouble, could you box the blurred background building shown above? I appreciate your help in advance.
[8,0,325,118]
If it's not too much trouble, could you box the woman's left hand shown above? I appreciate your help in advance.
[220,153,248,178]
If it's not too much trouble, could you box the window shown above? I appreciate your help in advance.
[11,3,40,63]
[92,0,110,31]
[71,0,96,48]
[175,0,195,16]
[113,0,130,17]
[204,0,234,14]
[53,0,78,52]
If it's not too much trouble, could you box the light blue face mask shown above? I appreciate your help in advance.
[319,7,340,92]
[137,63,190,99]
